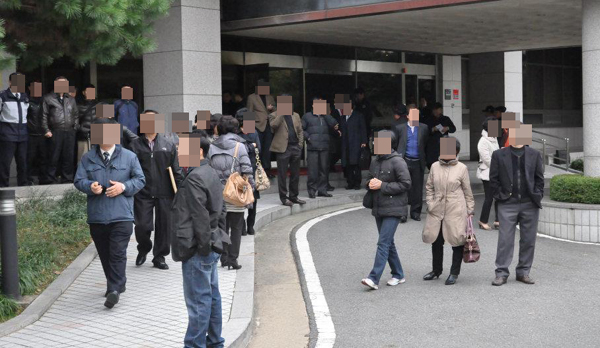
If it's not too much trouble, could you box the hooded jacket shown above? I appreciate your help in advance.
[366,151,412,218]
[476,129,500,181]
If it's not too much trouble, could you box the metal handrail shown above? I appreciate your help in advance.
[532,130,568,142]
[532,138,547,172]
[532,130,570,171]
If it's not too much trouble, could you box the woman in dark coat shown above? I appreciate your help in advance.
[361,130,412,290]
[340,99,368,190]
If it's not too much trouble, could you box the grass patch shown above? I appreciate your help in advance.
[0,189,90,322]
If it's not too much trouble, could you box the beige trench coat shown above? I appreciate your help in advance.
[422,159,475,247]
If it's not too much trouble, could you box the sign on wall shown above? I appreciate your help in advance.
[444,89,451,100]
[453,89,459,100]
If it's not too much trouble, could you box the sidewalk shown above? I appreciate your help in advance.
[0,188,363,348]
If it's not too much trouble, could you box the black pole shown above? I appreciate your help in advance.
[0,190,20,300]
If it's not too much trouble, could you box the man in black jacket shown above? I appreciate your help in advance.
[302,97,339,198]
[26,81,51,185]
[42,76,79,183]
[130,109,184,270]
[76,84,103,163]
[171,133,225,348]
[489,125,543,287]
[422,102,456,169]
[393,107,429,222]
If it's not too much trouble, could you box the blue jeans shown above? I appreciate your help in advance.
[368,217,404,284]
[182,252,225,348]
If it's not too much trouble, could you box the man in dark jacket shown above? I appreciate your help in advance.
[393,108,429,222]
[422,102,456,169]
[302,97,339,198]
[42,76,80,183]
[74,117,145,309]
[489,126,544,287]
[76,84,103,163]
[114,85,139,135]
[0,72,29,187]
[171,133,225,348]
[130,109,184,270]
[328,101,343,188]
[354,87,374,138]
[340,97,368,190]
[26,81,51,185]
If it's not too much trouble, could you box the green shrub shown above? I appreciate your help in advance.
[550,174,600,204]
[0,189,90,322]
[570,158,584,172]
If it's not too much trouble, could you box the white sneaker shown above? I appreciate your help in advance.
[386,278,406,286]
[361,278,379,290]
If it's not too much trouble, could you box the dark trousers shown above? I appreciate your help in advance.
[0,140,27,187]
[27,135,51,184]
[344,164,361,188]
[405,159,424,216]
[134,195,172,263]
[257,126,273,170]
[48,130,76,183]
[90,221,133,292]
[432,229,464,276]
[221,211,244,264]
[480,180,499,224]
[495,201,540,278]
[307,150,329,195]
[246,200,257,233]
[276,144,301,203]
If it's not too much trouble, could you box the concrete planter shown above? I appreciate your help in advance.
[539,199,600,243]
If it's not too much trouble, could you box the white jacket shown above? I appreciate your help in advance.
[476,130,500,181]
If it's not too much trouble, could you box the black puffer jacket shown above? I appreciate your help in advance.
[41,93,79,133]
[27,97,44,136]
[366,152,412,218]
[78,100,104,140]
[301,112,338,151]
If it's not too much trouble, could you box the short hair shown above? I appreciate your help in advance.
[143,109,158,114]
[192,129,211,155]
[449,136,461,155]
[432,102,443,110]
[83,83,96,90]
[217,115,239,135]
[54,76,67,81]
[9,72,22,82]
[235,107,248,126]
[120,83,132,89]
[312,95,324,101]
[92,117,118,125]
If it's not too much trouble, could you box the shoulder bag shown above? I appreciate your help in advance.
[254,148,270,191]
[463,216,481,263]
[223,143,255,207]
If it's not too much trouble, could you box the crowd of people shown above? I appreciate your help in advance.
[1,71,544,347]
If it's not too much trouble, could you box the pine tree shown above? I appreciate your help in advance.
[0,0,173,70]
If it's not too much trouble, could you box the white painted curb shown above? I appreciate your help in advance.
[295,206,363,348]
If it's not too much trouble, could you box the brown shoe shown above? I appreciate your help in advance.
[282,200,294,207]
[492,276,507,286]
[516,275,535,284]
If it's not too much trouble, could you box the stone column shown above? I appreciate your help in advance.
[503,51,523,120]
[143,0,222,120]
[583,0,600,177]
[441,55,468,157]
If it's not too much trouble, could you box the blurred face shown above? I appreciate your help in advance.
[313,99,327,115]
[408,109,419,127]
[223,93,232,103]
[84,87,96,100]
[54,79,69,94]
[439,138,457,160]
[91,123,121,146]
[374,133,391,155]
[29,82,42,97]
[10,74,25,93]
[178,135,202,167]
[432,107,442,117]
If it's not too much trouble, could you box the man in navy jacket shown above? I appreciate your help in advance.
[74,117,145,309]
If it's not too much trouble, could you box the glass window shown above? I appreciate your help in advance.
[98,57,144,107]
[356,48,400,62]
[563,47,582,67]
[405,52,435,65]
[269,68,304,114]
[545,48,563,65]
[357,72,402,131]
[236,37,303,56]
[305,43,355,60]
[543,66,563,110]
[524,50,545,64]
[563,68,582,110]
[523,64,544,110]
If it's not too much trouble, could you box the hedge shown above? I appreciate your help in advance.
[570,158,584,172]
[550,174,600,204]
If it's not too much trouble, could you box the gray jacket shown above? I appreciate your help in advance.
[302,112,338,151]
[366,152,412,218]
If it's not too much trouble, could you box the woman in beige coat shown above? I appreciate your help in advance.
[422,138,475,285]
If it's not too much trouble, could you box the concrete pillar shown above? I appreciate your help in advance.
[441,55,469,157]
[143,0,222,120]
[468,51,523,160]
[582,0,600,177]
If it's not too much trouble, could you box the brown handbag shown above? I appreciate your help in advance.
[463,216,481,263]
[223,143,255,207]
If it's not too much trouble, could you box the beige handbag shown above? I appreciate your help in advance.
[223,143,255,207]
[254,149,270,192]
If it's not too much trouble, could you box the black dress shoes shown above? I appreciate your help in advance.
[135,253,147,266]
[104,285,126,297]
[345,185,354,190]
[327,185,335,191]
[283,200,294,207]
[410,214,421,221]
[445,274,458,285]
[400,216,407,223]
[153,260,169,270]
[309,193,316,199]
[247,228,255,235]
[290,198,306,205]
[104,291,119,309]
[318,193,333,198]
[423,271,442,281]
[228,260,242,270]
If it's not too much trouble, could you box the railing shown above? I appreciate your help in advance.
[532,130,582,174]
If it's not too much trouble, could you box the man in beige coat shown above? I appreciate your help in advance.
[269,95,305,207]
[247,80,276,173]
[422,138,475,285]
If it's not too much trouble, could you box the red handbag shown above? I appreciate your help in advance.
[463,216,481,263]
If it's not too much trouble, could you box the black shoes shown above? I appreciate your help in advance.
[318,193,333,198]
[283,200,294,207]
[104,291,119,309]
[354,185,361,190]
[423,271,442,281]
[104,285,126,297]
[445,274,458,285]
[410,214,421,221]
[228,260,242,270]
[516,275,535,284]
[492,276,508,286]
[153,260,169,270]
[327,185,335,191]
[309,193,316,199]
[345,185,354,190]
[135,253,147,266]
[247,228,255,236]
[400,216,407,223]
[290,198,306,205]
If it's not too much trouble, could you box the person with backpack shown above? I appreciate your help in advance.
[114,85,139,135]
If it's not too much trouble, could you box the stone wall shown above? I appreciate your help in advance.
[539,199,600,243]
